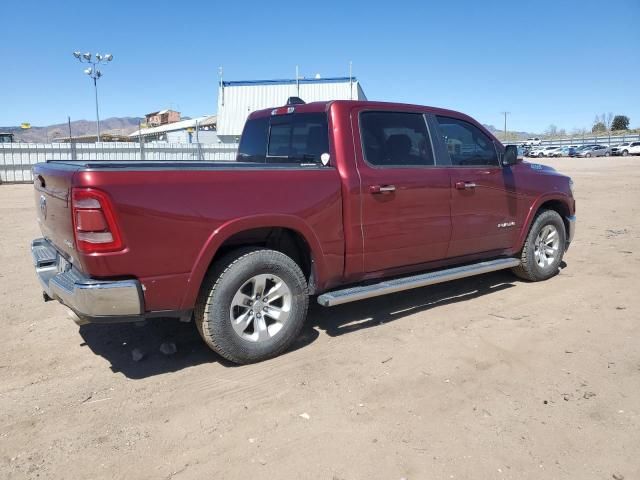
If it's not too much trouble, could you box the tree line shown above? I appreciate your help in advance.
[542,114,631,139]
[591,114,630,133]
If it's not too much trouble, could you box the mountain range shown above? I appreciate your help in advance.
[1,117,142,143]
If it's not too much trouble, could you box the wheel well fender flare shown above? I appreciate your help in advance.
[179,214,327,310]
[517,193,572,250]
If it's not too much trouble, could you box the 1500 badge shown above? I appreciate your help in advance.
[497,221,516,228]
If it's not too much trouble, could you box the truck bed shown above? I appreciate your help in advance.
[33,160,345,313]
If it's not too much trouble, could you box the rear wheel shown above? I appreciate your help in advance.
[195,248,309,364]
[512,209,566,282]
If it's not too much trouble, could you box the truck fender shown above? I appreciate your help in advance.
[515,193,572,251]
[179,214,328,310]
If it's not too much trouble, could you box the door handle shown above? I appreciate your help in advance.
[369,184,396,194]
[455,181,476,190]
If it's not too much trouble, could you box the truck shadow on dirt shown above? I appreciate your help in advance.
[77,268,561,379]
[308,269,518,337]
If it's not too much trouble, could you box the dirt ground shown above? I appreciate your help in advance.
[0,156,638,480]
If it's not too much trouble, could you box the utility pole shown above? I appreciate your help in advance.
[500,112,510,141]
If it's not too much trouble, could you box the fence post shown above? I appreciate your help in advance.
[195,120,202,161]
[138,121,145,160]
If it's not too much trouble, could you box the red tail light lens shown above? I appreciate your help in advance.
[71,188,124,253]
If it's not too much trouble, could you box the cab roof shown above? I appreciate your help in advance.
[247,100,500,145]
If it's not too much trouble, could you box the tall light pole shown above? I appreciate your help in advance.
[73,51,113,142]
[500,111,510,141]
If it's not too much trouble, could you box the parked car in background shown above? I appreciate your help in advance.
[528,146,546,157]
[525,137,541,146]
[570,145,590,157]
[553,146,576,157]
[610,144,624,156]
[629,142,640,155]
[576,145,608,157]
[540,146,561,157]
[530,146,560,158]
[29,99,576,364]
[611,142,640,156]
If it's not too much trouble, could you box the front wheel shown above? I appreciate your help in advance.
[512,209,566,281]
[195,248,309,364]
[622,150,629,156]
[585,153,592,158]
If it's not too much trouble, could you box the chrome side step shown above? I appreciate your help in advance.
[317,258,521,307]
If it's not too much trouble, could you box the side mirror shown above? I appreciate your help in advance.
[502,145,519,166]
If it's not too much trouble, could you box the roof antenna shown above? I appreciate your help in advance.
[296,65,300,96]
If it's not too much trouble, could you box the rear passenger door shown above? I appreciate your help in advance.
[353,108,452,273]
[433,115,520,258]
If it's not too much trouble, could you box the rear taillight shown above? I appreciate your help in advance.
[71,188,124,253]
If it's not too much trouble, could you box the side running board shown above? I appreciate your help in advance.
[317,258,521,307]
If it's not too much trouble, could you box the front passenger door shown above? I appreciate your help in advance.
[434,115,521,258]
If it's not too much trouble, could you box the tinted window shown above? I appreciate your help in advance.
[237,116,269,162]
[266,113,329,163]
[436,116,498,166]
[237,113,329,164]
[360,111,434,166]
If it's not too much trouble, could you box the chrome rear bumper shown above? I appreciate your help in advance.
[31,238,143,321]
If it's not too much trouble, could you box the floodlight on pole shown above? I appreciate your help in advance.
[73,50,114,142]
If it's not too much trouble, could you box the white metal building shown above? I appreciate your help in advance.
[216,77,367,143]
[128,115,219,144]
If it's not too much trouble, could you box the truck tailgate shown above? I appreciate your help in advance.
[33,163,80,261]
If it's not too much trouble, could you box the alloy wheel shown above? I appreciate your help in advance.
[533,225,560,268]
[229,274,292,342]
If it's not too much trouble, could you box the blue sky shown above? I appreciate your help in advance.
[0,0,638,133]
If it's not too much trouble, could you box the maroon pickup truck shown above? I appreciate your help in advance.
[32,100,575,364]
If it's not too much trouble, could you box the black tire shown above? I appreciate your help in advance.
[512,209,566,282]
[195,248,309,364]
[622,150,629,157]
[585,153,591,158]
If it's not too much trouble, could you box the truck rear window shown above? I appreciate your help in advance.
[237,113,329,164]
